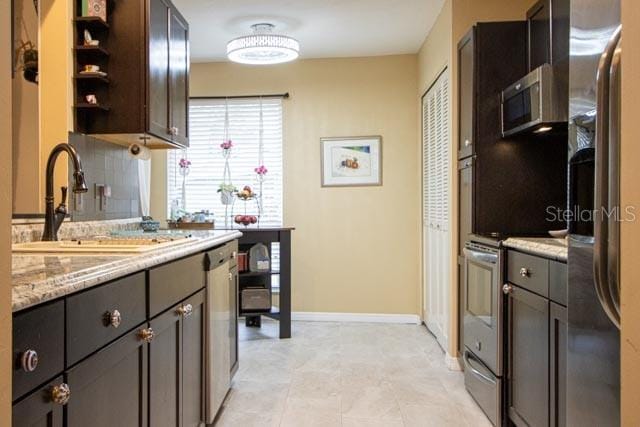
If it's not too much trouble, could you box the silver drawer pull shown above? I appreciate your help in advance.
[107,309,122,328]
[519,267,530,277]
[51,383,71,405]
[139,327,155,343]
[502,284,513,295]
[176,304,193,317]
[21,349,38,372]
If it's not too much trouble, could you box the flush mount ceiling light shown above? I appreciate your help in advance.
[227,23,300,65]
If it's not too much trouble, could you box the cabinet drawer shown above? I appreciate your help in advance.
[549,261,567,306]
[66,272,146,366]
[12,300,64,401]
[149,254,205,317]
[507,251,549,297]
[207,240,238,269]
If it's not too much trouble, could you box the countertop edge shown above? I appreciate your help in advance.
[12,231,242,312]
[503,238,568,262]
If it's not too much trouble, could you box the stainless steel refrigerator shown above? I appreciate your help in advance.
[567,0,621,425]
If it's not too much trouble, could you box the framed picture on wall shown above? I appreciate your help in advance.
[320,136,382,187]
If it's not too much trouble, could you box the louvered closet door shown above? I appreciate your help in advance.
[422,69,451,351]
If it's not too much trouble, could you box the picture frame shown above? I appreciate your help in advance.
[320,136,382,187]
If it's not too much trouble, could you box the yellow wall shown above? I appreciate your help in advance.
[12,0,40,213]
[1,0,14,422]
[621,0,640,423]
[152,55,421,315]
[416,0,532,358]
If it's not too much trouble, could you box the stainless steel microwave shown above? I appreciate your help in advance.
[501,64,567,137]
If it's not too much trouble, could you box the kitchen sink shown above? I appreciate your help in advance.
[13,235,196,254]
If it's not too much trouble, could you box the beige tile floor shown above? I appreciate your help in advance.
[214,319,493,427]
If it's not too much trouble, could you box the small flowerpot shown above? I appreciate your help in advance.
[220,191,234,205]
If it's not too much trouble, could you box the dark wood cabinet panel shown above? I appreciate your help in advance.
[550,302,567,427]
[527,0,551,70]
[12,376,64,427]
[549,261,568,306]
[149,303,181,427]
[148,0,172,140]
[66,326,148,427]
[507,251,550,297]
[457,29,475,159]
[12,301,64,401]
[182,290,205,427]
[508,285,549,427]
[168,7,189,147]
[66,272,146,366]
[149,253,205,317]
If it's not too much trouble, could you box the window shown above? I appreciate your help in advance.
[167,97,283,228]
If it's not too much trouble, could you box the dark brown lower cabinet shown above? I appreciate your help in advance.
[230,266,239,374]
[12,376,64,427]
[507,285,549,427]
[66,327,148,427]
[550,302,568,427]
[149,290,205,427]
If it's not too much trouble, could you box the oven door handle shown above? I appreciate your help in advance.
[464,351,497,386]
[463,247,498,265]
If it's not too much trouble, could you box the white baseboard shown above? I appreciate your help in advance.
[445,353,463,371]
[291,311,421,324]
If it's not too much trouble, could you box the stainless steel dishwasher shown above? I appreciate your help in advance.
[204,246,233,424]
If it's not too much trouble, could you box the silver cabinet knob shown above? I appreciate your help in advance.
[502,284,513,295]
[475,341,482,351]
[228,272,233,281]
[519,267,530,277]
[51,383,71,405]
[231,251,237,259]
[139,327,155,343]
[168,126,179,136]
[108,310,122,328]
[464,139,471,147]
[176,304,193,317]
[21,349,38,372]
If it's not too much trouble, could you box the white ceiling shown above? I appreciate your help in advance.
[173,0,445,63]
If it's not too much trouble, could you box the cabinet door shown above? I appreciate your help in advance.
[149,304,182,427]
[182,291,205,427]
[168,6,189,147]
[66,326,148,427]
[507,285,549,427]
[12,376,64,427]
[550,302,567,427]
[457,28,474,159]
[148,0,171,140]
[527,0,551,70]
[230,266,239,374]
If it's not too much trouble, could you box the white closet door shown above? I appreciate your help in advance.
[422,69,451,350]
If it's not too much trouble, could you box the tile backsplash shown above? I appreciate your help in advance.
[69,133,141,221]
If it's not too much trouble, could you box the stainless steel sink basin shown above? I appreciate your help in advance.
[13,236,195,254]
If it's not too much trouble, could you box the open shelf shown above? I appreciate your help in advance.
[75,45,110,56]
[74,16,109,29]
[75,103,110,111]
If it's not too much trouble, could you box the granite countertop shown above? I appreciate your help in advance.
[12,230,242,312]
[503,237,568,262]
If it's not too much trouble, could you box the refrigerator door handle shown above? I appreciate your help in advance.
[607,36,622,320]
[594,25,622,329]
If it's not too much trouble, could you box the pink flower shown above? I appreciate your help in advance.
[179,158,191,168]
[254,165,268,175]
[220,140,233,150]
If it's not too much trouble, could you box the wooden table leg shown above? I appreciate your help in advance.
[279,231,292,338]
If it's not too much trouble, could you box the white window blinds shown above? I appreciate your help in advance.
[167,97,283,228]
[422,70,450,231]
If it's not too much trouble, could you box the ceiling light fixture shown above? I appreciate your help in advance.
[227,23,300,65]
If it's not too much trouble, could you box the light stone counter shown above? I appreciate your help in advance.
[12,229,242,312]
[503,237,568,262]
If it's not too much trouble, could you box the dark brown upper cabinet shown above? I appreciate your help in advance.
[74,0,190,148]
[526,0,569,72]
[456,23,527,160]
